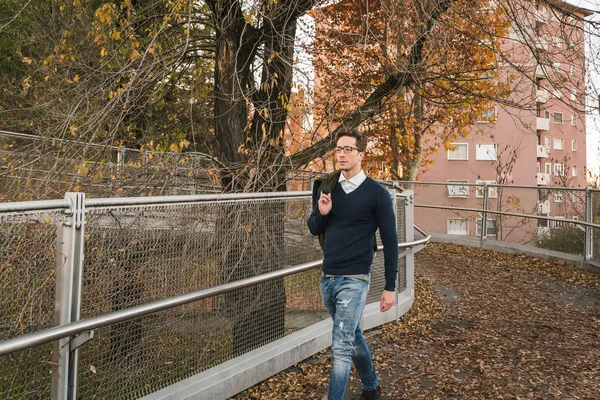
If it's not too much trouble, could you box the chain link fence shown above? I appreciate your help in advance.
[403,181,592,258]
[0,208,64,398]
[1,188,412,399]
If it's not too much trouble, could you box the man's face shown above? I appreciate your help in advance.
[335,136,363,172]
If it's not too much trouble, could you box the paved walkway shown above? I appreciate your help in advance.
[235,242,600,399]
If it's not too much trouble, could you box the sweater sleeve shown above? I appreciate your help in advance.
[376,188,399,291]
[307,188,329,235]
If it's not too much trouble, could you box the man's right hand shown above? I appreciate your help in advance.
[318,193,332,215]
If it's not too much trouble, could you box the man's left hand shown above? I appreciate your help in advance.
[380,290,395,312]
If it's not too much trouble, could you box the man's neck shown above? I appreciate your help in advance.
[342,168,362,180]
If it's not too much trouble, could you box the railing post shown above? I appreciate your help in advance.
[585,187,592,262]
[480,182,489,243]
[51,192,86,400]
[400,188,415,321]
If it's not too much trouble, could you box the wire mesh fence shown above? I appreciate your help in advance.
[0,188,411,399]
[404,181,589,257]
[0,209,64,398]
[0,131,220,202]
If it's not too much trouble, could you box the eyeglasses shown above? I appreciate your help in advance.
[334,146,361,154]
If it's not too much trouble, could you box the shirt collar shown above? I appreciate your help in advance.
[338,170,366,186]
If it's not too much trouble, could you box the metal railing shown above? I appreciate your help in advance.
[399,181,600,264]
[0,188,425,399]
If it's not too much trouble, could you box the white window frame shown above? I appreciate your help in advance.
[447,180,470,198]
[544,163,551,174]
[477,107,498,124]
[537,162,541,173]
[475,143,497,161]
[572,164,578,177]
[551,216,566,227]
[554,163,564,176]
[476,218,498,237]
[570,89,577,101]
[447,143,469,160]
[544,136,550,147]
[572,193,579,203]
[552,36,562,48]
[538,213,549,228]
[447,218,469,235]
[572,140,577,151]
[552,60,562,71]
[572,215,579,220]
[570,65,576,75]
[475,180,498,198]
[553,191,564,202]
[553,137,564,149]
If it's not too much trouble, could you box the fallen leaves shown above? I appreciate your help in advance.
[232,243,600,399]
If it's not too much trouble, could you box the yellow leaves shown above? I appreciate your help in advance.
[111,31,121,41]
[95,4,115,24]
[100,47,108,57]
[3,144,9,150]
[94,34,107,46]
[169,143,179,152]
[179,139,190,150]
[73,0,81,6]
[69,125,78,136]
[21,57,32,64]
[73,74,80,83]
[130,49,140,61]
[7,162,15,170]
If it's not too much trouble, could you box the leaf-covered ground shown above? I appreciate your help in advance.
[232,243,600,399]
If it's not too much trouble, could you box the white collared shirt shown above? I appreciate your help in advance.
[338,170,367,194]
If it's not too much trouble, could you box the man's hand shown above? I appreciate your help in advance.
[380,290,395,312]
[318,193,332,215]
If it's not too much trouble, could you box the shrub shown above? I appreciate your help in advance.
[538,226,585,255]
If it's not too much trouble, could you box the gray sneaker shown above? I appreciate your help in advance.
[358,385,381,400]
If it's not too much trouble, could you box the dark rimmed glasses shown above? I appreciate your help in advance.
[334,146,361,154]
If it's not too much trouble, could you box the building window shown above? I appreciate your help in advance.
[476,219,497,236]
[572,164,578,177]
[537,162,541,173]
[447,180,469,198]
[553,89,562,99]
[552,61,562,71]
[571,115,577,126]
[553,138,564,149]
[572,140,577,151]
[538,213,549,228]
[544,136,550,147]
[448,143,468,160]
[447,218,469,235]
[553,191,564,202]
[572,215,579,220]
[554,163,564,176]
[477,107,497,123]
[570,89,577,101]
[551,216,566,227]
[570,65,576,75]
[543,110,550,119]
[553,113,563,124]
[475,180,498,198]
[552,36,562,48]
[476,144,497,160]
[572,193,579,203]
[544,163,551,174]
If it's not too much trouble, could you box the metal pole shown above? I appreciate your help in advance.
[66,193,85,400]
[480,182,489,243]
[51,195,78,400]
[401,190,415,321]
[585,187,592,261]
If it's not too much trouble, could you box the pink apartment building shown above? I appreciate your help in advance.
[416,0,594,243]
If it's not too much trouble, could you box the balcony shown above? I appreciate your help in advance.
[537,144,550,158]
[535,65,546,79]
[537,199,551,214]
[535,9,549,25]
[537,117,550,131]
[536,89,550,104]
[535,37,549,51]
[536,172,550,185]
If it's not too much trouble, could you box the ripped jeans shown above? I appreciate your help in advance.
[321,275,378,400]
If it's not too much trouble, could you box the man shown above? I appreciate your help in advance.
[308,129,399,400]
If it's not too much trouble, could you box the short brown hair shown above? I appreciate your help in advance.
[335,128,367,152]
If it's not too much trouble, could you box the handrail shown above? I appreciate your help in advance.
[0,198,71,213]
[396,180,588,192]
[415,203,600,230]
[0,233,430,356]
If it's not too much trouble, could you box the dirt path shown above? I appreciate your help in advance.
[234,243,600,399]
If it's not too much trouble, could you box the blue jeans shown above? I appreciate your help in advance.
[321,276,379,400]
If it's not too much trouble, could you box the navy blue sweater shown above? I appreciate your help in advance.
[307,177,399,291]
